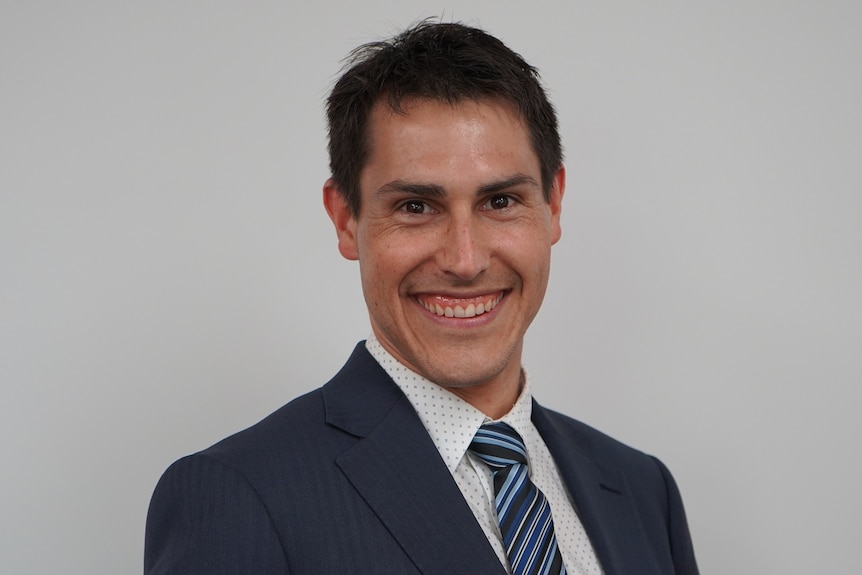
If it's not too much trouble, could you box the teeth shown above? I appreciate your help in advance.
[419,293,503,318]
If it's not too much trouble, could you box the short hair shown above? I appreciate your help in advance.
[326,20,563,216]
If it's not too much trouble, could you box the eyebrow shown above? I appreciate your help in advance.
[477,174,540,195]
[376,180,445,198]
[375,174,539,199]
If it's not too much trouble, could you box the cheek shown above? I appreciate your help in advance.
[359,243,414,298]
[363,231,434,274]
[500,224,552,260]
[508,238,553,287]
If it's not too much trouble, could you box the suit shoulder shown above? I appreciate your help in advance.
[189,387,333,473]
[156,343,393,487]
[533,404,666,479]
[535,404,647,453]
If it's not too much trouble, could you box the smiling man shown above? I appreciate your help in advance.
[145,22,699,575]
[325,98,561,418]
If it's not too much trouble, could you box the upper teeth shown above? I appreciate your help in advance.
[420,293,503,318]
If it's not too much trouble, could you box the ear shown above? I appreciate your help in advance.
[323,178,359,261]
[548,166,565,245]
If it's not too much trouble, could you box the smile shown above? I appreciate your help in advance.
[416,292,505,318]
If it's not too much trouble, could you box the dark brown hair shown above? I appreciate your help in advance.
[326,20,563,216]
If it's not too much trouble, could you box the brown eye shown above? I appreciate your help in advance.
[488,195,511,209]
[402,200,428,214]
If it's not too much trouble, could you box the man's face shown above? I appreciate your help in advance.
[325,98,564,403]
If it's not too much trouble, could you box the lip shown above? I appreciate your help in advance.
[413,290,507,319]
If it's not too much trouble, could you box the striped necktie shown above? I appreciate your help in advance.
[470,422,566,575]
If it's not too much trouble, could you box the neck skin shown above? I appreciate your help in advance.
[446,368,525,420]
[383,337,524,420]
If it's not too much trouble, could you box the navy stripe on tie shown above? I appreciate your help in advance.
[470,422,566,575]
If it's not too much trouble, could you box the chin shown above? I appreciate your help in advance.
[423,358,511,389]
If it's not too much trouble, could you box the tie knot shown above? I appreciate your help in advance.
[469,422,529,469]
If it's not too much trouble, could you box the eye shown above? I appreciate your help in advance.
[483,194,513,210]
[399,200,432,214]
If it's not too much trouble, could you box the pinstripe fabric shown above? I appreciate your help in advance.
[470,422,566,575]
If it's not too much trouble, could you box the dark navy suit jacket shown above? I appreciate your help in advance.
[145,343,698,574]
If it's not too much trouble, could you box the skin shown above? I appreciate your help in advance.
[324,98,564,419]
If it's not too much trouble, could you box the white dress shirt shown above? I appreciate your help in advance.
[366,335,603,575]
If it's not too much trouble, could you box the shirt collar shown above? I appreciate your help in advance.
[365,334,534,473]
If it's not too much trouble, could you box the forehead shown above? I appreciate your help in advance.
[362,98,538,180]
[368,96,525,137]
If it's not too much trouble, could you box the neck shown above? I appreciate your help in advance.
[447,367,524,420]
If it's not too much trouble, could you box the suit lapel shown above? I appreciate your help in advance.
[532,403,656,575]
[323,344,506,575]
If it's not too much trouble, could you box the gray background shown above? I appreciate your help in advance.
[2,1,860,573]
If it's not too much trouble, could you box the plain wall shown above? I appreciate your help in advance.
[2,1,860,573]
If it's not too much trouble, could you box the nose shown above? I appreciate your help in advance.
[438,213,490,281]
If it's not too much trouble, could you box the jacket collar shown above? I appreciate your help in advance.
[532,401,660,575]
[322,343,507,575]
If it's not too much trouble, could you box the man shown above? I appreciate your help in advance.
[145,21,698,575]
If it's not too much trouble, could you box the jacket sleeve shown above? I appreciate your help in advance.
[652,456,699,575]
[144,454,289,575]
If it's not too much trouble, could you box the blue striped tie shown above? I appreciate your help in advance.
[470,422,566,575]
